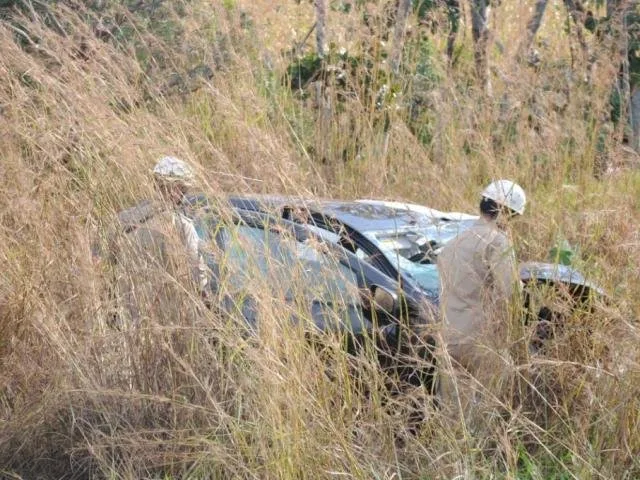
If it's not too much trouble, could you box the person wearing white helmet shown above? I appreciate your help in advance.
[97,156,209,330]
[479,179,526,216]
[437,179,526,422]
[153,155,196,200]
[150,156,208,298]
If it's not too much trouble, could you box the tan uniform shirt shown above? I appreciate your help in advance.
[120,207,207,293]
[437,217,519,345]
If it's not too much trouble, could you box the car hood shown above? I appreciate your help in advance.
[519,262,604,296]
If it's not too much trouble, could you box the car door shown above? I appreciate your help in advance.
[194,208,438,391]
[194,212,408,336]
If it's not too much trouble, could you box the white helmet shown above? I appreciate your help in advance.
[152,156,195,186]
[481,179,526,215]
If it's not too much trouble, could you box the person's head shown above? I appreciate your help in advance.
[152,156,195,205]
[479,179,526,222]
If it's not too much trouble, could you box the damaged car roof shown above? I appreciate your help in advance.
[227,194,454,233]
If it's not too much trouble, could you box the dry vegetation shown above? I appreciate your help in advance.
[0,0,639,478]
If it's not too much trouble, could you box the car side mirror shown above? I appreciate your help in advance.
[371,284,397,313]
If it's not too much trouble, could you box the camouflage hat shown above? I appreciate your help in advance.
[152,156,195,186]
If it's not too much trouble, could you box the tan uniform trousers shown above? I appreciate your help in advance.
[438,333,514,431]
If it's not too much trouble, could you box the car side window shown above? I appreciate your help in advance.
[216,224,361,305]
[354,247,374,263]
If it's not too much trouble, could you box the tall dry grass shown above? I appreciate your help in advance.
[0,0,639,478]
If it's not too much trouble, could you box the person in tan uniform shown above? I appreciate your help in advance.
[108,156,209,327]
[437,179,526,420]
[150,156,208,296]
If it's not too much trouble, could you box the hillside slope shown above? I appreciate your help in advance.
[0,1,639,478]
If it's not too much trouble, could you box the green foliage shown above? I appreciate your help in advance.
[515,446,542,480]
[549,238,577,266]
[281,23,443,154]
[609,86,621,125]
[330,0,352,13]
[0,0,18,8]
[584,12,598,33]
[285,53,324,91]
[627,9,640,88]
[402,34,441,146]
[414,0,437,20]
[407,33,440,84]
[515,445,581,480]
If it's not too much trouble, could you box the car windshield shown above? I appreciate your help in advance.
[363,219,475,295]
[374,239,441,295]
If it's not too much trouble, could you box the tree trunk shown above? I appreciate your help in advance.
[564,0,595,82]
[446,0,461,63]
[315,0,327,57]
[619,12,631,145]
[470,0,492,95]
[594,0,635,177]
[517,0,549,60]
[390,0,413,74]
[631,85,640,151]
[608,0,632,145]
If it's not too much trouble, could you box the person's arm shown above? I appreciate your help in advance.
[488,233,527,365]
[178,215,209,294]
[488,233,520,301]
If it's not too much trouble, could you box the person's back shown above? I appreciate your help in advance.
[438,217,516,344]
[111,207,191,326]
